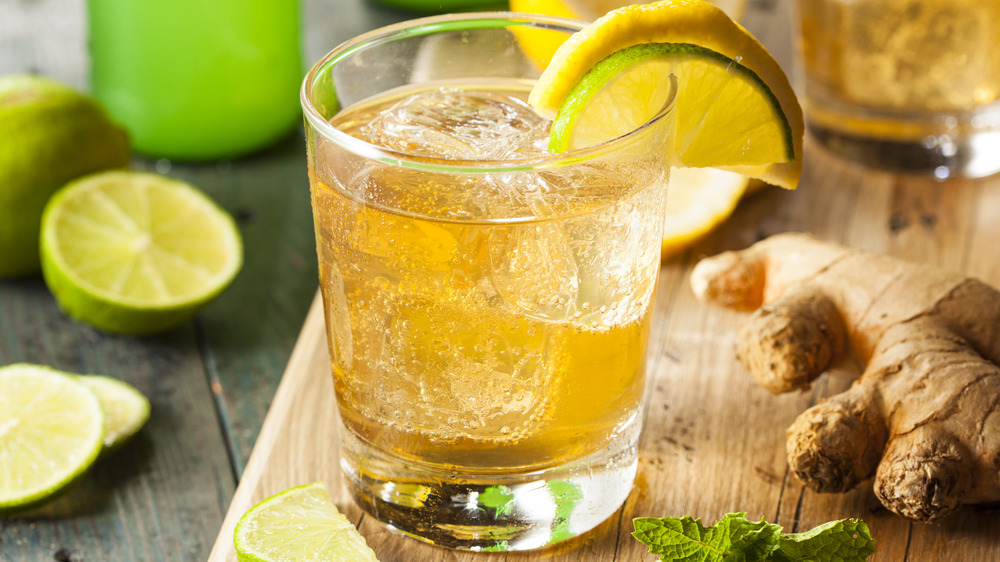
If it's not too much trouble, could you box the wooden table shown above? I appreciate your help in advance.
[2,1,998,561]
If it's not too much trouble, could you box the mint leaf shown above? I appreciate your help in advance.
[723,514,783,560]
[633,514,875,562]
[773,519,876,562]
[632,513,781,561]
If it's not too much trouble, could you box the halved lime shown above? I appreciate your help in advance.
[0,363,105,512]
[234,482,379,562]
[79,375,151,451]
[40,171,243,335]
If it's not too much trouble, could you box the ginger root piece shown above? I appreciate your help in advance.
[690,232,1000,522]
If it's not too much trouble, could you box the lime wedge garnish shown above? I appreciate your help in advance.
[549,43,793,165]
[529,0,803,189]
[79,375,150,451]
[234,482,379,562]
[40,171,243,335]
[0,363,105,512]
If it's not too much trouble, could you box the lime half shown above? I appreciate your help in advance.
[40,171,243,335]
[0,363,105,512]
[79,375,150,451]
[234,482,379,562]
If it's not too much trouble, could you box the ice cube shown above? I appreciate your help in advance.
[360,89,551,160]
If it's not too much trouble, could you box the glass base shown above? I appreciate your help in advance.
[803,90,1000,178]
[339,428,639,551]
[808,122,1000,179]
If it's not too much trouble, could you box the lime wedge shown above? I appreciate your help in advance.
[0,363,104,512]
[529,0,803,189]
[40,171,243,335]
[79,375,150,451]
[234,482,379,562]
[549,43,793,167]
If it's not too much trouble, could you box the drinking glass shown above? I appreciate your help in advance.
[301,13,675,550]
[794,0,1000,178]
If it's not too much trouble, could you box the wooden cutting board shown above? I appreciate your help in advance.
[208,141,1000,561]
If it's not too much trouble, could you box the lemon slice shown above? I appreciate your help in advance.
[234,482,379,562]
[0,364,104,512]
[79,375,151,452]
[529,0,803,189]
[40,171,243,335]
[662,167,749,258]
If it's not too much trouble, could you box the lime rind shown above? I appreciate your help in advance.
[78,375,151,452]
[0,363,105,513]
[550,42,794,166]
[39,171,243,335]
[234,482,378,562]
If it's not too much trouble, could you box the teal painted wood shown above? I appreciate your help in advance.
[0,0,412,558]
[0,279,235,561]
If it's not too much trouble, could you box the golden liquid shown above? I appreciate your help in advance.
[310,84,663,472]
[798,0,1000,137]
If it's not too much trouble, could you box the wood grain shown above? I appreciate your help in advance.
[207,132,1000,560]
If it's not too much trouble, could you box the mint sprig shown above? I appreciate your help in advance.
[632,513,875,562]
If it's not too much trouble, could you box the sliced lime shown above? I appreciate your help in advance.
[40,170,243,335]
[0,363,105,512]
[528,0,803,189]
[79,375,150,451]
[549,42,793,169]
[234,482,379,562]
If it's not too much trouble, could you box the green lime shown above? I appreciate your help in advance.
[40,170,243,335]
[79,375,150,451]
[0,363,105,512]
[0,74,130,277]
[234,482,378,562]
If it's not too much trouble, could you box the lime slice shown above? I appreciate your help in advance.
[234,482,379,562]
[529,0,803,189]
[40,171,243,335]
[79,375,150,451]
[0,363,105,512]
[661,167,749,258]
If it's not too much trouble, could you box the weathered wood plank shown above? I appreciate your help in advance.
[0,279,235,561]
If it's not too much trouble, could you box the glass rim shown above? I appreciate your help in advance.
[300,11,677,173]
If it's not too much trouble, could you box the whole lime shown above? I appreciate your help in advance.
[0,74,130,277]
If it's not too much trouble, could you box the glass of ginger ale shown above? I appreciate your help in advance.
[794,0,1000,178]
[301,13,675,550]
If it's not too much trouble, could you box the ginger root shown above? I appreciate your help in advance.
[690,233,1000,522]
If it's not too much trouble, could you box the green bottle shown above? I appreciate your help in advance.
[87,0,303,161]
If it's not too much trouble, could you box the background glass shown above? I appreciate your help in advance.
[302,13,674,551]
[87,0,303,161]
[794,0,1000,178]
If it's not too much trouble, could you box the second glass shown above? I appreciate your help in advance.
[302,13,674,551]
[794,0,1000,178]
